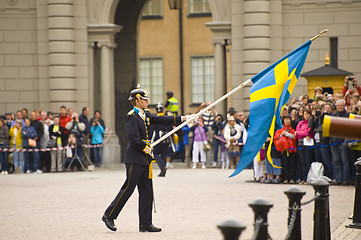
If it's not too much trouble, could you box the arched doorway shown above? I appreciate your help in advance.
[113,0,148,161]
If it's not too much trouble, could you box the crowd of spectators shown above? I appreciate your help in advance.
[0,106,106,175]
[168,75,360,186]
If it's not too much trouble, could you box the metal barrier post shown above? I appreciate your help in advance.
[320,176,332,239]
[312,178,330,240]
[249,198,273,240]
[284,187,306,240]
[217,219,246,240]
[347,160,361,229]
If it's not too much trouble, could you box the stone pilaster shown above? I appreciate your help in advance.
[48,0,76,112]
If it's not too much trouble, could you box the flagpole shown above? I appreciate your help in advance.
[150,79,253,148]
[311,29,328,41]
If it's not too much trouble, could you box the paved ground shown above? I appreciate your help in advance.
[0,165,360,240]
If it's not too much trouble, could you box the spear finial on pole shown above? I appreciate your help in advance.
[311,29,328,41]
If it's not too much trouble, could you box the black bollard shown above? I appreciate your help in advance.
[249,198,273,240]
[284,186,306,240]
[217,219,246,240]
[311,178,330,240]
[347,160,361,229]
[320,176,332,239]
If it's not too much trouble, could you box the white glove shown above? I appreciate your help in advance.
[183,114,197,122]
[143,145,154,158]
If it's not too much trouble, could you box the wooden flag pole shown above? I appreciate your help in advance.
[150,79,252,148]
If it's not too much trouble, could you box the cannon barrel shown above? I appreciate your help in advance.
[323,115,361,139]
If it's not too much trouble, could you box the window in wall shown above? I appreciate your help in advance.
[188,0,211,15]
[139,58,164,105]
[142,0,163,18]
[191,56,214,104]
[330,37,338,68]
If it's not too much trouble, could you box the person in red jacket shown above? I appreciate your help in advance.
[59,106,71,136]
[274,115,297,184]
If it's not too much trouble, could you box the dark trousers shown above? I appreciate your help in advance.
[298,147,314,181]
[104,164,153,226]
[153,144,168,172]
[282,151,297,182]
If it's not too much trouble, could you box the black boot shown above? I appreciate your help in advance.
[102,215,117,231]
[158,168,167,177]
[139,224,162,232]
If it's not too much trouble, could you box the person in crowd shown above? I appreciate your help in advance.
[66,113,85,161]
[30,111,44,172]
[40,112,51,172]
[190,116,208,169]
[311,103,333,179]
[59,106,71,136]
[67,108,74,117]
[11,110,24,127]
[90,118,105,168]
[274,115,297,184]
[0,119,9,175]
[263,135,283,184]
[90,110,105,129]
[200,102,216,157]
[22,118,38,173]
[212,114,224,167]
[79,106,91,166]
[295,109,314,184]
[224,115,247,169]
[297,106,304,121]
[330,99,351,185]
[182,113,193,168]
[34,109,42,121]
[218,128,228,169]
[164,91,178,115]
[49,116,65,172]
[4,112,13,129]
[47,112,54,120]
[289,106,299,130]
[9,120,23,173]
[227,107,236,120]
[64,133,82,172]
[313,87,325,101]
[342,76,361,100]
[21,108,28,120]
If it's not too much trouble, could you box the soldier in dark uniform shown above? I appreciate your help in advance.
[102,87,188,233]
[150,103,173,177]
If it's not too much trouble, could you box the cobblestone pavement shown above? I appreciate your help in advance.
[0,166,360,240]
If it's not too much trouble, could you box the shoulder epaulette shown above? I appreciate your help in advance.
[144,109,150,112]
[127,109,135,115]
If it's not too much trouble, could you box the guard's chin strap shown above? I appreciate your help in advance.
[136,94,146,112]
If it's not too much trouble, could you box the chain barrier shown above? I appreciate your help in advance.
[300,193,320,206]
[0,129,113,153]
[251,217,263,240]
[284,202,299,240]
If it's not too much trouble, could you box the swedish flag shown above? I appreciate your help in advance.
[230,40,312,177]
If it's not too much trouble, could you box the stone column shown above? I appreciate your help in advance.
[88,42,95,112]
[99,41,120,165]
[48,0,76,112]
[242,0,270,111]
[213,39,227,116]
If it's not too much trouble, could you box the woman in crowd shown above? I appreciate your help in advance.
[190,116,208,169]
[49,116,65,172]
[90,118,105,167]
[0,119,10,175]
[224,116,246,169]
[274,115,297,184]
[296,109,314,184]
[22,118,38,173]
[9,120,23,173]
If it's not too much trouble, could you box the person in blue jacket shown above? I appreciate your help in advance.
[21,118,38,173]
[90,119,105,167]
